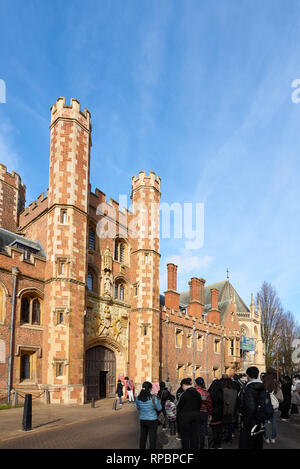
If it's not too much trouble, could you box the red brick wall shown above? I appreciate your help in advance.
[0,164,26,232]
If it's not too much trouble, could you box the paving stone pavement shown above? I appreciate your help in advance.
[0,398,299,449]
[0,398,135,442]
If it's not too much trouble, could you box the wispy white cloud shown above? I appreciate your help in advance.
[161,249,214,291]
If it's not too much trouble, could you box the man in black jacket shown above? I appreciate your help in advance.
[238,366,265,449]
[177,378,202,449]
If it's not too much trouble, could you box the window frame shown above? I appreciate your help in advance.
[114,281,126,302]
[175,329,183,348]
[214,339,221,354]
[20,295,42,326]
[197,334,204,352]
[88,226,96,251]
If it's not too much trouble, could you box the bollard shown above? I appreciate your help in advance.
[22,394,32,431]
[91,397,95,408]
[44,389,50,405]
[12,391,18,408]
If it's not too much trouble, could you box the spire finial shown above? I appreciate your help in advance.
[226,268,229,280]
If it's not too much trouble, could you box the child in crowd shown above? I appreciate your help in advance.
[165,395,177,435]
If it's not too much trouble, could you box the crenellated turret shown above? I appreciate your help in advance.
[129,169,161,384]
[0,164,26,232]
[42,97,92,404]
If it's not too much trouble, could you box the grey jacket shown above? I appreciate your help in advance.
[223,387,238,417]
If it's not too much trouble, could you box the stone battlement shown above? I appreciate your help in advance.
[132,170,161,192]
[162,306,224,331]
[19,190,49,228]
[0,163,26,189]
[90,188,133,218]
[50,97,91,129]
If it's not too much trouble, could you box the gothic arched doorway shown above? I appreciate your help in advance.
[85,346,116,401]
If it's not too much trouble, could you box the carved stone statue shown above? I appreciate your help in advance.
[103,274,112,297]
[103,247,112,271]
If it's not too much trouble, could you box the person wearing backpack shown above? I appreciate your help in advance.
[157,381,171,430]
[239,366,273,449]
[195,377,212,449]
[262,373,283,444]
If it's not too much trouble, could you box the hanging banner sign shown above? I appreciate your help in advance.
[241,336,255,351]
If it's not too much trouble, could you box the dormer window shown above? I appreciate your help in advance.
[24,249,31,260]
[11,241,39,260]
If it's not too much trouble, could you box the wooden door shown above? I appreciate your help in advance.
[85,346,116,401]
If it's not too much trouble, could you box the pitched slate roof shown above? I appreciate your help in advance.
[0,227,46,259]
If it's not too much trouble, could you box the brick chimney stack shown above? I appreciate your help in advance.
[207,288,220,324]
[188,277,205,318]
[164,263,180,310]
[167,263,177,291]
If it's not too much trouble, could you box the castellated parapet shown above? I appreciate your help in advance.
[0,164,26,190]
[50,97,91,131]
[131,170,161,194]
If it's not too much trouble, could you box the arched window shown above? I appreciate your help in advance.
[114,281,126,301]
[87,273,94,291]
[114,239,127,264]
[120,244,125,263]
[21,297,30,324]
[32,299,41,325]
[114,241,119,261]
[114,283,118,299]
[20,294,42,326]
[120,284,124,301]
[87,269,98,294]
[89,227,96,251]
[240,324,249,336]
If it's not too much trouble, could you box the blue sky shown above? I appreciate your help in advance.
[0,0,300,320]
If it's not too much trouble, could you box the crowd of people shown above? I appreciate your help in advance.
[133,369,300,449]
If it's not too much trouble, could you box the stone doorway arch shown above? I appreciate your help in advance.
[85,345,116,401]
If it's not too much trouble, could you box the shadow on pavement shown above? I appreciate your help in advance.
[33,419,62,430]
